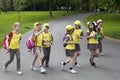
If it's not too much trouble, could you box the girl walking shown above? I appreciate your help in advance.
[72,20,83,68]
[96,19,104,56]
[3,22,22,75]
[86,22,99,67]
[42,23,53,68]
[61,25,77,74]
[31,22,46,73]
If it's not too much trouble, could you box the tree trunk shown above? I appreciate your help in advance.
[78,0,80,12]
[33,2,36,11]
[49,0,53,18]
[94,0,97,15]
[66,0,69,14]
[56,0,59,11]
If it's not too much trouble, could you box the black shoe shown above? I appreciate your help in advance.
[89,58,97,68]
[89,58,92,65]
[92,62,97,68]
[45,64,49,68]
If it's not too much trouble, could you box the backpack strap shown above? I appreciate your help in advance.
[7,31,13,47]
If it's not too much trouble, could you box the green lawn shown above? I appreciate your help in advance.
[0,11,77,48]
[84,13,120,40]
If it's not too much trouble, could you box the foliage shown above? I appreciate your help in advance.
[0,0,119,13]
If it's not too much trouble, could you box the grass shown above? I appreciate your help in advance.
[84,13,120,39]
[0,11,77,48]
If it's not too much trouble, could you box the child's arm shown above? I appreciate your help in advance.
[34,27,46,36]
[76,34,83,39]
[87,33,95,39]
[76,30,84,39]
[64,36,74,44]
[5,35,9,50]
[51,34,53,45]
[100,33,104,38]
[6,32,13,50]
[34,30,43,36]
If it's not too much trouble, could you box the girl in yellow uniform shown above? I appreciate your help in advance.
[42,23,53,68]
[61,25,77,74]
[96,19,104,56]
[31,22,46,73]
[72,20,83,68]
[3,22,22,75]
[87,22,99,67]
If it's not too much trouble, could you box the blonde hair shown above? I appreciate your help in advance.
[12,22,21,30]
[34,22,41,29]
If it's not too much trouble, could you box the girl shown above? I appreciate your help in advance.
[72,20,83,68]
[31,22,46,73]
[61,25,77,74]
[86,22,99,67]
[96,19,104,56]
[3,22,22,75]
[42,23,53,68]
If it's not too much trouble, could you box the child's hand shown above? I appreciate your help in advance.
[76,34,83,39]
[6,48,10,54]
[90,36,95,38]
[80,36,83,39]
[51,42,53,45]
[76,34,79,37]
[6,47,9,51]
[69,41,74,44]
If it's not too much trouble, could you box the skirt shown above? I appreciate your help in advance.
[65,49,75,57]
[75,44,81,51]
[88,44,99,50]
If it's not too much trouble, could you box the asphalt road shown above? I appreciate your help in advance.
[0,13,120,80]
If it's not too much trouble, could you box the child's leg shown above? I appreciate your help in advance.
[16,49,21,71]
[90,49,95,62]
[89,49,97,67]
[74,51,80,63]
[45,47,51,66]
[36,48,43,66]
[61,58,70,70]
[37,47,46,73]
[32,53,38,66]
[95,49,99,56]
[42,48,47,65]
[5,49,15,68]
[98,39,102,53]
[69,55,76,68]
[74,44,81,65]
[69,55,77,73]
[63,58,70,65]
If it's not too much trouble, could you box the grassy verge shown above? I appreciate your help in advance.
[0,11,77,48]
[84,13,120,40]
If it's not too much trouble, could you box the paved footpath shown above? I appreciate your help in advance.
[0,13,120,80]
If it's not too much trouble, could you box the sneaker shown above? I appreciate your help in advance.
[3,62,7,72]
[100,52,104,56]
[31,65,37,71]
[69,69,77,74]
[61,62,65,71]
[40,67,46,73]
[16,71,23,75]
[75,64,81,68]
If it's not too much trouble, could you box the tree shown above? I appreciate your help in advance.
[49,0,53,18]
[0,0,11,13]
[93,0,97,15]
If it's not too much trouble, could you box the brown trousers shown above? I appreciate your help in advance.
[5,49,21,71]
[42,47,51,65]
